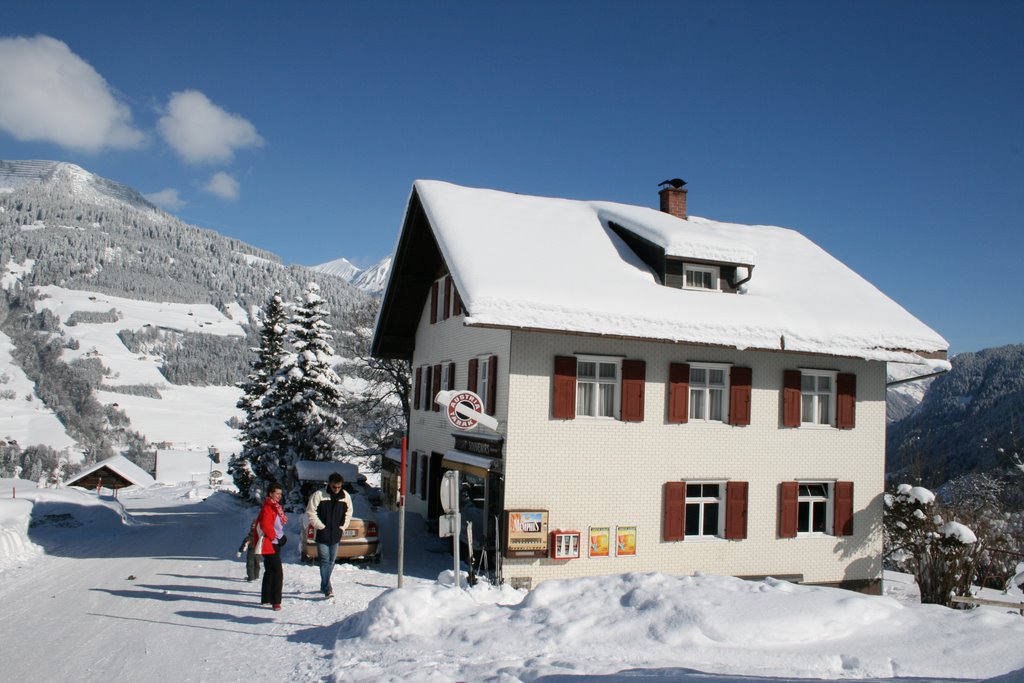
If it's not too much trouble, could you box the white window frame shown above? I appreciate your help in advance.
[683,263,720,291]
[799,369,837,427]
[476,356,490,405]
[797,481,833,536]
[688,362,730,423]
[575,355,621,418]
[684,481,725,539]
[440,362,451,392]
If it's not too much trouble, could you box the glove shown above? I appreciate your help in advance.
[278,535,288,548]
[236,552,242,558]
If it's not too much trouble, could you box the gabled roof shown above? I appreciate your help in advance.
[373,180,948,364]
[65,454,155,489]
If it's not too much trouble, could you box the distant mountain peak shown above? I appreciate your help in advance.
[312,255,391,297]
[0,159,157,211]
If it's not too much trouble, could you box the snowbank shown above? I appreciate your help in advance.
[0,484,42,569]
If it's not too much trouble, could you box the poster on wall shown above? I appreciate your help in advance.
[615,525,637,557]
[589,526,610,558]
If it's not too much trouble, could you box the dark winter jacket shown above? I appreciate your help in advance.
[305,487,352,545]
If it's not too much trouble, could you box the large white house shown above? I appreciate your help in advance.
[372,180,948,592]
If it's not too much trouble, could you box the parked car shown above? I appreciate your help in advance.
[294,460,381,564]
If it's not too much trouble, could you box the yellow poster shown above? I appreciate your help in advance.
[589,526,610,558]
[616,525,637,557]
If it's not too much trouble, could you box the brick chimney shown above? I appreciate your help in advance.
[659,186,687,220]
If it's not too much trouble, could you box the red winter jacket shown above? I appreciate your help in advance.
[257,498,286,554]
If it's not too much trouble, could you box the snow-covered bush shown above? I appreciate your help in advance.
[884,483,979,606]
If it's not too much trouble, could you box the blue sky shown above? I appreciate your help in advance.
[1,1,1021,354]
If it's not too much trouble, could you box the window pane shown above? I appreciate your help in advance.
[703,503,719,535]
[798,501,809,532]
[577,382,594,416]
[685,503,700,536]
[686,484,701,497]
[705,484,720,498]
[802,395,814,423]
[817,376,831,393]
[709,388,723,421]
[812,501,827,533]
[817,395,830,424]
[806,484,827,497]
[599,363,616,380]
[599,384,615,417]
[691,367,706,384]
[702,271,712,289]
[578,361,595,380]
[709,369,724,385]
[801,375,815,392]
[690,389,705,419]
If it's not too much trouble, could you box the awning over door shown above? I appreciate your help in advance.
[442,449,500,479]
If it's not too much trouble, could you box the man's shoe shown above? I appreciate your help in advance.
[325,590,334,599]
[272,604,282,611]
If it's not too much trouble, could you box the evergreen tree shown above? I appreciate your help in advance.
[265,282,346,505]
[229,292,289,499]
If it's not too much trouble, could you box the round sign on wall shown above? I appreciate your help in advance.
[446,390,485,430]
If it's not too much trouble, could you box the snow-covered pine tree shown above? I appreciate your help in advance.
[229,292,288,500]
[265,282,346,505]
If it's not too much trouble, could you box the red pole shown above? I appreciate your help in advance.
[397,435,408,588]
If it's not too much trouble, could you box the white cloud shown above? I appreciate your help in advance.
[0,35,144,152]
[158,91,263,165]
[204,171,240,201]
[144,188,186,210]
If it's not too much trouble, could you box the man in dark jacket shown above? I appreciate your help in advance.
[305,472,352,598]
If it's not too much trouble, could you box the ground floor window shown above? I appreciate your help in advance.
[685,482,723,537]
[797,482,831,534]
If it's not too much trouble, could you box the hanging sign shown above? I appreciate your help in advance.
[435,390,498,431]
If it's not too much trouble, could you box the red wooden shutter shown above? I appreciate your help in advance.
[453,287,463,316]
[409,452,418,495]
[836,373,856,429]
[414,367,422,410]
[443,276,452,321]
[664,481,686,541]
[447,362,456,390]
[431,364,442,411]
[782,370,801,427]
[725,481,749,539]
[553,356,577,420]
[834,481,854,536]
[729,367,752,426]
[429,282,438,324]
[467,358,478,392]
[423,366,432,411]
[486,355,498,416]
[779,481,798,538]
[621,360,646,422]
[668,363,690,423]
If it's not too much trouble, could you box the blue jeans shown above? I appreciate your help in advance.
[317,542,338,593]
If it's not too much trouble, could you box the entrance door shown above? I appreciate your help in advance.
[427,451,445,520]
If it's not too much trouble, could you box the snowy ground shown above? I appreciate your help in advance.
[1,480,1023,683]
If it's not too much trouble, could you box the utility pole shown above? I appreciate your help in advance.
[397,435,407,588]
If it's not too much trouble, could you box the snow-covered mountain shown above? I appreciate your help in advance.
[312,255,392,297]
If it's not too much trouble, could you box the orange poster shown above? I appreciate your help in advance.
[589,526,610,558]
[616,526,637,557]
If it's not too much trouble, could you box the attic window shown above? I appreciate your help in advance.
[683,264,719,291]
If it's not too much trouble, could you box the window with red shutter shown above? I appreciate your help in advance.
[834,481,854,536]
[552,356,577,419]
[429,282,438,324]
[621,360,646,422]
[782,370,801,427]
[728,367,752,426]
[486,355,497,416]
[663,481,686,541]
[668,363,690,423]
[779,481,798,537]
[443,276,452,321]
[836,373,856,429]
[431,364,441,411]
[467,358,478,393]
[725,481,749,539]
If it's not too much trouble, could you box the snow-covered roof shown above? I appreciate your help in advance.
[294,460,362,484]
[408,180,947,363]
[66,454,155,489]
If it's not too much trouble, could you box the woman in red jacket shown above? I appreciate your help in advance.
[257,483,288,610]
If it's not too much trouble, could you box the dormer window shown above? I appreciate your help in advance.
[683,264,719,291]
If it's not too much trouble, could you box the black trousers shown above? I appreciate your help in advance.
[261,552,283,604]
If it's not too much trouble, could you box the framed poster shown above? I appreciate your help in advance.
[615,525,637,557]
[589,526,610,558]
